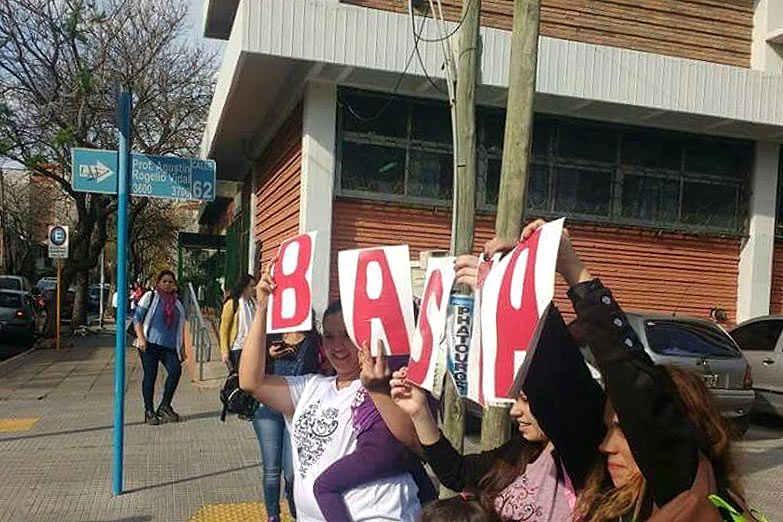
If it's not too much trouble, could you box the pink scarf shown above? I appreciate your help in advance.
[156,287,178,328]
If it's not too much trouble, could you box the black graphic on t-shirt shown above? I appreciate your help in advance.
[293,400,339,477]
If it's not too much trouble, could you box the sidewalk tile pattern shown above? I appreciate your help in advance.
[1,332,782,520]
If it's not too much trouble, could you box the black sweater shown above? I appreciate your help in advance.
[568,279,702,509]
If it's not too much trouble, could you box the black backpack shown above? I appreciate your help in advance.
[219,371,258,421]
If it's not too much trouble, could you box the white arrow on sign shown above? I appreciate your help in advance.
[79,161,114,183]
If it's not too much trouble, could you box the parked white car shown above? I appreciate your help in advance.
[730,317,783,418]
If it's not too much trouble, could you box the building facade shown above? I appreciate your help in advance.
[201,0,783,324]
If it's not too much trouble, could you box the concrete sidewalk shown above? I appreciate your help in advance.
[0,333,288,522]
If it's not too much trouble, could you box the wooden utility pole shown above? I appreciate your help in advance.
[443,0,481,464]
[481,0,541,451]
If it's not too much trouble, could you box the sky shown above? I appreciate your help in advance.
[187,0,226,54]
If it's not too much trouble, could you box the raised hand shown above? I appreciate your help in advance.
[255,261,276,309]
[454,255,479,290]
[359,340,392,393]
[389,367,429,418]
[520,219,590,287]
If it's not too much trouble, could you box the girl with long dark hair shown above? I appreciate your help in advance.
[219,274,257,370]
[390,253,605,521]
[512,219,762,522]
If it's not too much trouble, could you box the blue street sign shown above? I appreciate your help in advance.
[49,226,67,246]
[71,147,216,201]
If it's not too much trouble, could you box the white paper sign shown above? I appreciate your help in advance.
[338,245,416,356]
[480,219,564,404]
[267,232,317,334]
[407,256,455,392]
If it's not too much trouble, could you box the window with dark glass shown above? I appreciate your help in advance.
[680,181,739,230]
[485,160,548,210]
[554,167,612,216]
[337,88,750,234]
[557,121,617,163]
[340,142,405,195]
[621,175,679,223]
[338,90,452,202]
[730,320,783,352]
[622,130,681,170]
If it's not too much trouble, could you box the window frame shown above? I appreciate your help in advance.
[336,88,751,236]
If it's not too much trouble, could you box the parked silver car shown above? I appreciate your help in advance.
[624,313,755,435]
[730,316,783,419]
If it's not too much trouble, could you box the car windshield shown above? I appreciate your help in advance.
[0,292,22,308]
[645,320,740,358]
[0,278,21,290]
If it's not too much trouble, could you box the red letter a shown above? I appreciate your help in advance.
[493,232,541,399]
[353,249,411,355]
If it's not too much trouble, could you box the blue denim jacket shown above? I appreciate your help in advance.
[267,334,320,376]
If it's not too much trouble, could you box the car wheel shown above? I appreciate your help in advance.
[732,416,750,438]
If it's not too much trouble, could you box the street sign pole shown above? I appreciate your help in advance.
[112,91,131,497]
[99,249,105,330]
[56,260,61,351]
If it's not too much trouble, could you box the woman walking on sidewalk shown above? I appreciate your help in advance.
[133,270,187,426]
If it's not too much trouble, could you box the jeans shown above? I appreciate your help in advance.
[138,342,181,411]
[228,349,242,372]
[251,406,295,519]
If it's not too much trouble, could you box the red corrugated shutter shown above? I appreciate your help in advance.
[770,240,783,315]
[330,199,740,323]
[254,105,303,269]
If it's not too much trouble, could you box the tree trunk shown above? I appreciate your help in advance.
[71,269,88,328]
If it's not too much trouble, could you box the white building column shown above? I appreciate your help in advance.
[300,82,337,317]
[751,0,783,73]
[737,142,779,323]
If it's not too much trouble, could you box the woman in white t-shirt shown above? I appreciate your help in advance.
[239,267,422,522]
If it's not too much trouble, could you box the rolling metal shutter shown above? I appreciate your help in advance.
[254,105,303,272]
[770,241,783,315]
[330,199,740,322]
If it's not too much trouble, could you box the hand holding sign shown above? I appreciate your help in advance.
[256,263,276,309]
[267,232,317,334]
[480,219,564,404]
[390,367,430,420]
[520,219,591,287]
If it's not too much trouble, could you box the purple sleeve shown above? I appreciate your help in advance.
[313,422,408,522]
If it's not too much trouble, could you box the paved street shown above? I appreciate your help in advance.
[0,334,781,521]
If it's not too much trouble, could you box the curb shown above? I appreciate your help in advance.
[0,346,37,368]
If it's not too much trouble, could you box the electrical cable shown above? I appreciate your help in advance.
[416,0,473,43]
[410,1,448,95]
[338,2,432,123]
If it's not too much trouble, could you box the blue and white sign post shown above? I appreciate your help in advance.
[113,92,131,498]
[71,93,217,497]
[71,149,216,201]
